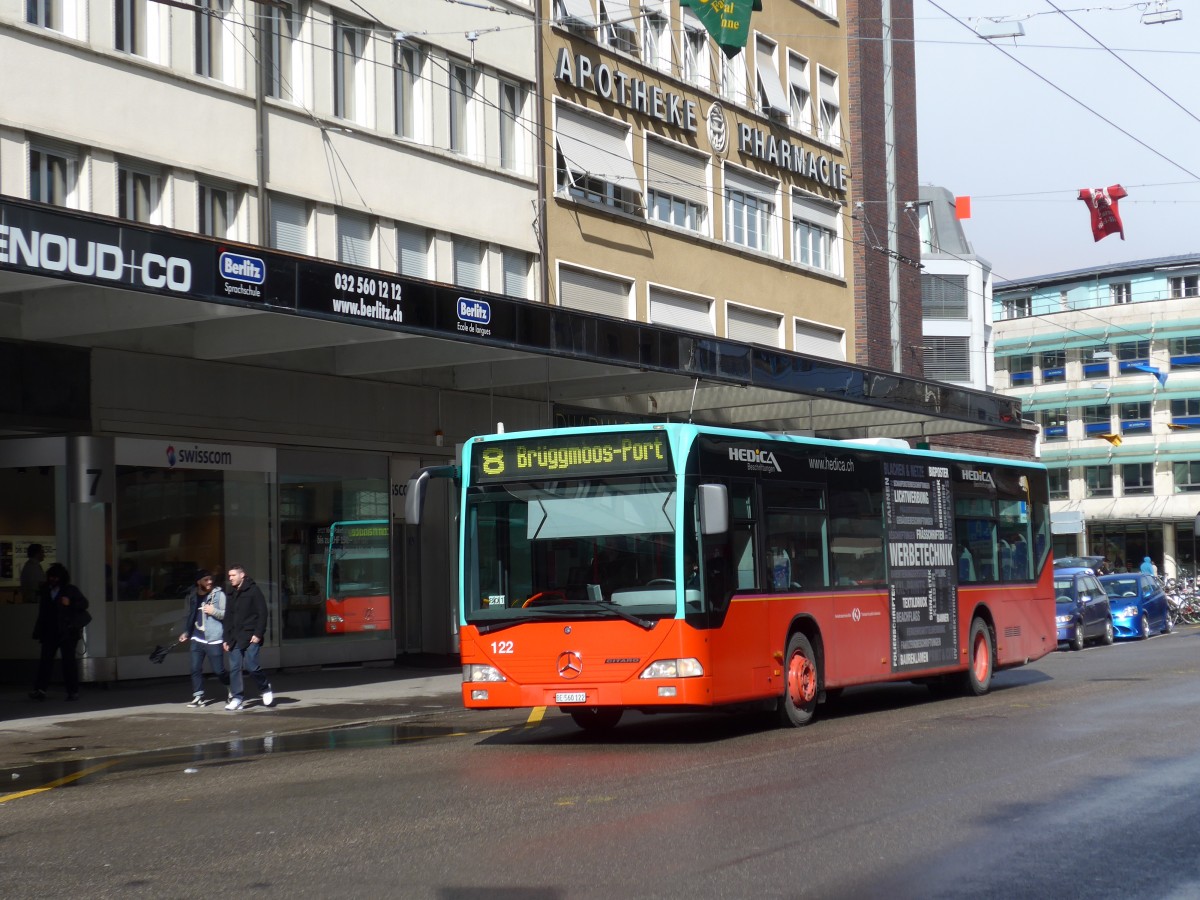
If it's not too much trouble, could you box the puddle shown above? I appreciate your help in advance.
[2,721,469,796]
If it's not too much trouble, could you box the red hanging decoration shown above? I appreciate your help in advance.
[1078,184,1127,242]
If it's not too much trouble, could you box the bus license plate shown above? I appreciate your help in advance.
[555,692,587,704]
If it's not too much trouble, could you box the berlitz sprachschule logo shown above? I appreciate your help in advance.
[166,445,176,467]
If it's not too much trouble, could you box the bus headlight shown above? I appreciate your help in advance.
[463,664,507,683]
[640,658,704,679]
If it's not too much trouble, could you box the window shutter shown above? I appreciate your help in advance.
[648,287,713,334]
[794,322,845,360]
[727,304,781,346]
[560,266,631,318]
[270,196,308,254]
[646,139,708,208]
[395,223,428,278]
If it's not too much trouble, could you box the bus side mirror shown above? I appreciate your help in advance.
[698,484,729,535]
[405,465,460,526]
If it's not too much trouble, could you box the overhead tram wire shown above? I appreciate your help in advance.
[1044,0,1200,128]
[925,0,1200,182]
[218,5,1200,379]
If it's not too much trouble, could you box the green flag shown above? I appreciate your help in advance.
[679,0,763,58]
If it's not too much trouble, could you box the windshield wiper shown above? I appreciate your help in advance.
[567,601,656,630]
[475,603,656,633]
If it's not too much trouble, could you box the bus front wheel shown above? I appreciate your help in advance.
[965,617,994,696]
[778,632,820,727]
[568,706,623,732]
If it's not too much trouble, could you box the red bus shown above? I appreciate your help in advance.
[409,424,1054,730]
[324,519,391,634]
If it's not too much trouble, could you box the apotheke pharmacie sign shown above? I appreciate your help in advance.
[555,48,847,194]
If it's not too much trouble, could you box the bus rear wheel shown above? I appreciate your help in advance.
[568,706,623,732]
[778,632,820,727]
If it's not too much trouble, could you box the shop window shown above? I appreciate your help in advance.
[114,463,272,657]
[0,467,59,607]
[278,454,390,641]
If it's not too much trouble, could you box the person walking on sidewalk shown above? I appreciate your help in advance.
[29,563,90,701]
[223,564,273,711]
[177,569,228,707]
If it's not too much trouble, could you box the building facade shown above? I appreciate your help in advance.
[994,255,1200,575]
[0,0,1026,685]
[542,0,854,371]
[0,0,542,680]
[918,185,993,393]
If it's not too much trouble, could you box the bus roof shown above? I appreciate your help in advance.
[466,422,1045,471]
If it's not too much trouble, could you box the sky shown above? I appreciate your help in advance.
[914,0,1200,282]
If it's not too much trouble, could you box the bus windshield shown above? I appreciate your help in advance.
[465,476,686,623]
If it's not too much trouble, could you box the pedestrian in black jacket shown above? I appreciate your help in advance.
[29,563,90,701]
[223,565,273,710]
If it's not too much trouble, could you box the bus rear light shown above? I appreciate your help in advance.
[463,664,506,683]
[640,658,703,679]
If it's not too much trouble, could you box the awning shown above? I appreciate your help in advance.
[556,106,642,196]
[756,45,790,117]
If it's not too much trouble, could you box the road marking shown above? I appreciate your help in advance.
[0,760,120,804]
[526,706,546,727]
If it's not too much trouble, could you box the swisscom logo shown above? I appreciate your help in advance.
[219,251,266,284]
[165,444,234,468]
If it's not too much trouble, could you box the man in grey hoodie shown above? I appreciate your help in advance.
[178,569,228,707]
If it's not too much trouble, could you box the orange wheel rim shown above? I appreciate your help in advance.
[787,653,816,704]
[972,631,990,681]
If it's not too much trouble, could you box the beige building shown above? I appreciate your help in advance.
[542,1,853,364]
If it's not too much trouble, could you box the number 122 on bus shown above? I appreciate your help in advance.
[407,423,1053,732]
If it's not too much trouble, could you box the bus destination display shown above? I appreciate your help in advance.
[883,460,959,673]
[472,431,671,482]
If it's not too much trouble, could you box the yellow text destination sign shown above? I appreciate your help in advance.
[472,432,671,482]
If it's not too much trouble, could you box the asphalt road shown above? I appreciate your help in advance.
[4,629,1200,899]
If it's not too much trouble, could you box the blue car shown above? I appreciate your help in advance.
[1055,568,1114,651]
[1099,573,1173,639]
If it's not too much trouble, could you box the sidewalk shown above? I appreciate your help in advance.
[0,662,463,771]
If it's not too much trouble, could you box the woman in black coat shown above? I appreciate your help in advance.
[30,563,90,701]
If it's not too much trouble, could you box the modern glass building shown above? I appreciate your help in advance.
[994,254,1200,575]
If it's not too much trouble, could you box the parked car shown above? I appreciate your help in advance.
[1053,555,1107,574]
[1055,567,1114,650]
[1099,573,1173,639]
